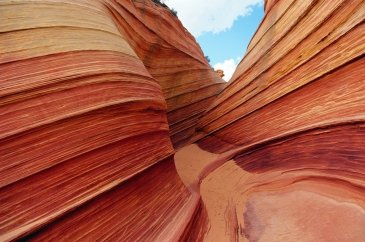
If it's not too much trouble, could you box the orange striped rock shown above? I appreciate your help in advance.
[193,0,365,240]
[0,0,220,240]
[1,0,364,241]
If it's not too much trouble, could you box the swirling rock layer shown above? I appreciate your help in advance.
[0,0,364,241]
[0,0,220,240]
[193,0,365,240]
[109,0,225,147]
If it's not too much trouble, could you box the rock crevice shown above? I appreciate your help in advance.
[0,0,364,241]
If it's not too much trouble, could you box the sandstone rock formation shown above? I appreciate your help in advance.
[0,0,364,241]
[111,0,225,147]
[0,0,222,240]
[215,69,225,78]
[194,0,365,240]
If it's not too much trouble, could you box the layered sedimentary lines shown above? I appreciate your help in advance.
[23,157,193,241]
[191,0,365,240]
[177,125,365,241]
[108,0,225,147]
[1,0,365,241]
[0,0,182,240]
[198,0,365,149]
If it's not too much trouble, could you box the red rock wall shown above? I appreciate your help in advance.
[1,0,364,241]
[22,157,192,241]
[0,0,217,240]
[198,0,365,152]
[108,0,225,147]
[193,0,365,240]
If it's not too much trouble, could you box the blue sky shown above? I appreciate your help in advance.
[165,0,264,81]
[198,5,264,78]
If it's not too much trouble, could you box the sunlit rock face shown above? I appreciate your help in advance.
[111,0,226,148]
[264,0,279,14]
[195,0,365,240]
[0,0,221,240]
[0,0,364,241]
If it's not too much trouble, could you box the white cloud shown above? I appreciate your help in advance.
[213,58,240,82]
[164,0,263,37]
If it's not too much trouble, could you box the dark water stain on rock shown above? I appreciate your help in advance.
[242,201,265,242]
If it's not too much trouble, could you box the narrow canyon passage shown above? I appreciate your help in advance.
[0,0,364,241]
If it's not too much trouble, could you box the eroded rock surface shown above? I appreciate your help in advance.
[0,0,364,241]
[194,0,365,240]
[0,0,221,240]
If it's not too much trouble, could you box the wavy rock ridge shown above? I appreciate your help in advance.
[0,0,364,241]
